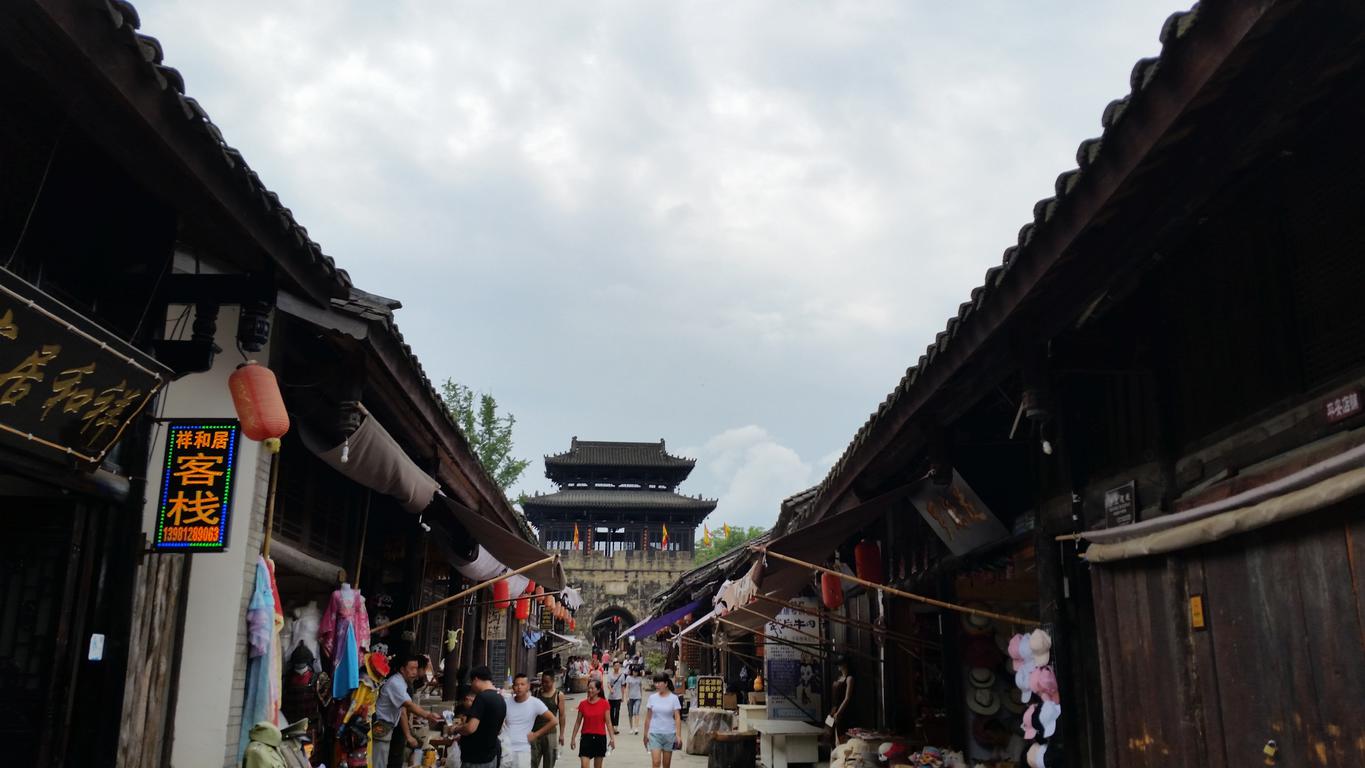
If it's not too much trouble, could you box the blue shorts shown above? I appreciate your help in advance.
[648,732,677,752]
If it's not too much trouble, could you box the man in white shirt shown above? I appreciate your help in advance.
[503,672,558,768]
[374,655,445,768]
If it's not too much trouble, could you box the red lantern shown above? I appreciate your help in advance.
[228,361,291,443]
[821,571,844,610]
[854,540,884,585]
[524,580,536,596]
[569,618,576,631]
[493,579,510,608]
[515,597,530,621]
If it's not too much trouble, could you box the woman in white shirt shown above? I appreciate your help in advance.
[641,673,683,768]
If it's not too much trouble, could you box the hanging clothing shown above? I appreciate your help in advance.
[319,584,371,698]
[243,721,287,768]
[240,557,283,761]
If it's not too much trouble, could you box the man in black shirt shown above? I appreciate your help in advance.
[454,665,507,768]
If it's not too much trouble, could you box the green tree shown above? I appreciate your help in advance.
[693,525,768,565]
[440,379,531,493]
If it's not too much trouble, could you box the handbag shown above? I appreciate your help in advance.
[372,719,394,742]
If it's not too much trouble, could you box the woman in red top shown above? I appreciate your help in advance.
[570,678,617,767]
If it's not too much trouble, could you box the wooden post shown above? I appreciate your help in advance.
[261,450,281,558]
[353,491,371,589]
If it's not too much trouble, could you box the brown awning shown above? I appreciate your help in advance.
[437,494,565,589]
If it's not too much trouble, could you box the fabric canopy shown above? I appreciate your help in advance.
[550,631,585,646]
[630,599,705,639]
[311,404,439,514]
[719,495,893,636]
[438,494,564,588]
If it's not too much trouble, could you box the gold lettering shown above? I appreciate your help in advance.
[0,309,16,340]
[41,363,97,420]
[0,344,60,406]
[79,382,142,443]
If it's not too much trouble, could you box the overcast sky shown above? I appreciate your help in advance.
[138,1,1182,530]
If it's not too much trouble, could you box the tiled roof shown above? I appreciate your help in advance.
[810,3,1209,517]
[98,0,352,297]
[546,439,696,469]
[522,488,717,512]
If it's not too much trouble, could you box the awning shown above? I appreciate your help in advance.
[1084,463,1365,563]
[309,404,439,514]
[629,599,705,639]
[672,608,718,643]
[437,494,565,588]
[550,631,585,646]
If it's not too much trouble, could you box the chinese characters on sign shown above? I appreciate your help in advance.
[695,676,724,709]
[1104,481,1137,529]
[0,268,167,463]
[152,421,241,551]
[1324,390,1362,423]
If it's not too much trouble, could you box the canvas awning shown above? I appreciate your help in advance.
[629,599,705,639]
[437,494,565,588]
[308,404,439,514]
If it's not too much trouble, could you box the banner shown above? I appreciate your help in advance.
[764,597,822,721]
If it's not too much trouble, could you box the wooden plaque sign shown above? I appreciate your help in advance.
[696,675,724,709]
[0,267,169,464]
[1104,481,1137,529]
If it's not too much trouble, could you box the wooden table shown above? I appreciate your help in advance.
[748,718,823,768]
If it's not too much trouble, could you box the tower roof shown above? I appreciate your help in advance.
[546,438,695,470]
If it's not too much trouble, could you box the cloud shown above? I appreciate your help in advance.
[134,0,1182,515]
[681,426,838,530]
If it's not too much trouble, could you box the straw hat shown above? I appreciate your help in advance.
[961,605,993,636]
[966,688,1000,716]
[968,668,996,689]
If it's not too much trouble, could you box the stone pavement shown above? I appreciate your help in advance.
[559,692,708,767]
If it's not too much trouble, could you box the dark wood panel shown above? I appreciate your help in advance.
[1182,558,1228,768]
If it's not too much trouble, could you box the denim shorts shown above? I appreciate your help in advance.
[647,732,677,752]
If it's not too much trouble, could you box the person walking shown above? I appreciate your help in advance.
[642,673,683,768]
[624,665,644,734]
[503,673,558,768]
[374,655,445,768]
[452,665,508,768]
[605,661,625,730]
[531,671,566,768]
[569,678,616,768]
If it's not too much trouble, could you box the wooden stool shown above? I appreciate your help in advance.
[709,730,758,768]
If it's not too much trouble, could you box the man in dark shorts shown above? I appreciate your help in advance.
[453,665,507,768]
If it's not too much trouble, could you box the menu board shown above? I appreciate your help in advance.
[487,639,509,685]
[696,675,724,709]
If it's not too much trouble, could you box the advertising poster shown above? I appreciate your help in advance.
[908,470,1009,556]
[764,597,822,721]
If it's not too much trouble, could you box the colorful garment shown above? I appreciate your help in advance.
[240,557,282,760]
[318,584,370,698]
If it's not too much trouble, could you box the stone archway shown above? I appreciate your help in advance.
[589,606,637,651]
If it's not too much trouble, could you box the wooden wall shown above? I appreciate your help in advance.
[1091,499,1365,767]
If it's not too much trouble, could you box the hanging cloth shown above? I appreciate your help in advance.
[239,556,282,760]
[332,621,360,700]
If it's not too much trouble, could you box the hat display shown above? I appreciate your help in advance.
[1001,690,1027,715]
[1028,628,1052,668]
[1039,701,1061,738]
[1027,743,1049,768]
[1021,704,1038,740]
[1015,660,1035,704]
[1031,666,1060,704]
[963,635,1004,668]
[972,716,1011,749]
[966,688,1000,716]
[968,668,996,689]
[1007,634,1028,671]
[961,607,993,636]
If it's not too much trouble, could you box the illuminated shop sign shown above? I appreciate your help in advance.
[152,420,241,551]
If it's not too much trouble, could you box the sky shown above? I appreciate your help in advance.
[135,0,1184,530]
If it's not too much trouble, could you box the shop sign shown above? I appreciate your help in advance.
[907,470,1009,557]
[1189,594,1207,631]
[486,639,509,684]
[538,605,554,631]
[1324,389,1362,423]
[696,675,724,709]
[0,268,169,464]
[1104,481,1137,529]
[486,604,507,640]
[151,421,241,551]
[764,596,822,721]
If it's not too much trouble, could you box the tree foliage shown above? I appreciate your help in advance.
[440,379,531,494]
[693,525,768,566]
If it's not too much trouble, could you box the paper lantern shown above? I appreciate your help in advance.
[569,618,576,631]
[493,579,510,608]
[821,571,844,610]
[854,539,884,585]
[515,597,530,621]
[524,580,536,596]
[228,361,290,443]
